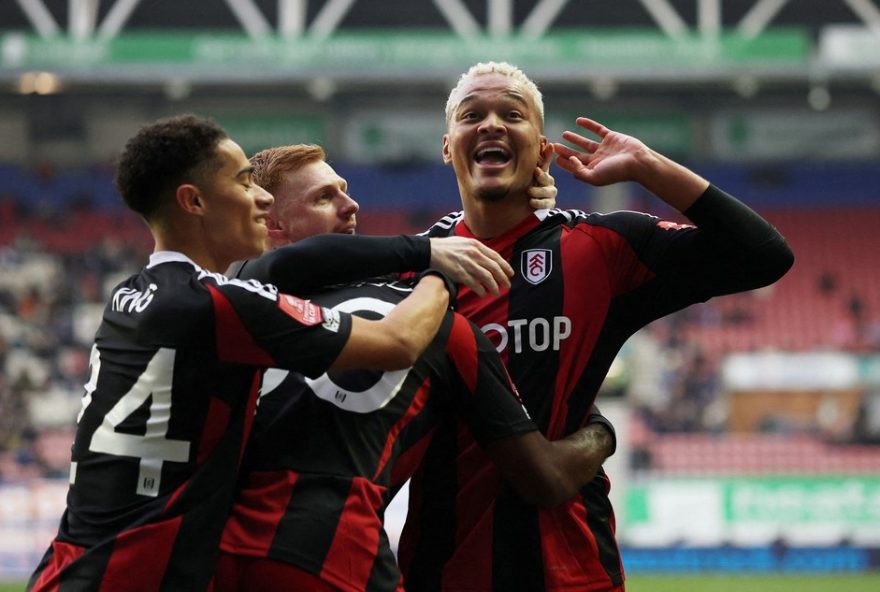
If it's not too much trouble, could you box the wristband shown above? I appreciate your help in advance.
[416,268,458,310]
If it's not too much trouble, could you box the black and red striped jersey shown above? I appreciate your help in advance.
[218,279,537,592]
[28,252,353,592]
[399,185,793,592]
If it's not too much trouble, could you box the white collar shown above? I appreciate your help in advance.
[147,251,202,271]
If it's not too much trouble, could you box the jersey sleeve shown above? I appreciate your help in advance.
[442,312,537,445]
[580,184,793,317]
[230,234,431,292]
[206,278,352,379]
[680,184,794,290]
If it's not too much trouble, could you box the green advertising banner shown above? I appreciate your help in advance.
[724,477,880,524]
[623,476,880,547]
[0,29,810,75]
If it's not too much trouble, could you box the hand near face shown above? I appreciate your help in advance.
[552,117,651,187]
[527,143,557,210]
[429,237,514,297]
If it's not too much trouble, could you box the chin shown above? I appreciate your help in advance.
[475,185,511,203]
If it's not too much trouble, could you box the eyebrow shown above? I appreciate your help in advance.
[235,165,255,178]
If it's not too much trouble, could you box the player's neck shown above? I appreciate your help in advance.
[461,193,534,240]
[153,228,228,273]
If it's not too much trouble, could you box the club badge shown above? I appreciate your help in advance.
[522,249,552,285]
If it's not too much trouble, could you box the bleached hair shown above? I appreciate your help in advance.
[445,61,545,127]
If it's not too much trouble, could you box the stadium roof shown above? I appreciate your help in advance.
[1,0,878,87]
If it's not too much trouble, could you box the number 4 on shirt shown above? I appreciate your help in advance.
[74,345,191,497]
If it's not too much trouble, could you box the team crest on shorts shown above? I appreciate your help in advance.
[522,249,552,285]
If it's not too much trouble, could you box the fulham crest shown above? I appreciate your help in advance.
[522,249,552,285]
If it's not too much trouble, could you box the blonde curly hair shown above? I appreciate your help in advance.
[445,61,545,128]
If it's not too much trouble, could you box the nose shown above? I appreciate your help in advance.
[255,184,274,209]
[339,193,359,219]
[477,112,504,134]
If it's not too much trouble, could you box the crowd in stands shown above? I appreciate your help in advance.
[0,196,149,483]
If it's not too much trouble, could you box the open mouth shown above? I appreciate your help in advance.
[474,147,512,166]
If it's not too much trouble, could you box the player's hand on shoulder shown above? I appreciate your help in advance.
[429,237,513,297]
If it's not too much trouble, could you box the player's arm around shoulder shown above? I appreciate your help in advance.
[486,416,615,508]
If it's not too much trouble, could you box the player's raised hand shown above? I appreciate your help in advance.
[552,117,650,187]
[528,143,557,210]
[429,237,513,297]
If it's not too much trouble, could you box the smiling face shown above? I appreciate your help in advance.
[269,159,359,245]
[198,138,274,266]
[443,72,547,205]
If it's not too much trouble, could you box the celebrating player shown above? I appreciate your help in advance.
[397,62,795,592]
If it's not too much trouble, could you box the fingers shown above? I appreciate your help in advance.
[528,182,556,199]
[456,257,508,297]
[532,166,555,189]
[429,237,512,297]
[575,117,609,138]
[560,131,600,153]
[529,196,556,210]
[553,154,595,185]
[553,153,580,174]
[550,147,580,169]
[468,244,513,297]
[477,242,514,286]
[458,276,488,298]
[528,163,557,209]
[551,142,579,161]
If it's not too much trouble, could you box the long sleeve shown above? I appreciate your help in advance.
[229,234,431,293]
[682,184,794,290]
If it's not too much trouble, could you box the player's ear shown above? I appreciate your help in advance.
[176,184,205,215]
[538,137,553,170]
[442,134,452,165]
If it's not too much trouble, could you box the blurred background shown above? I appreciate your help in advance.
[1,0,879,587]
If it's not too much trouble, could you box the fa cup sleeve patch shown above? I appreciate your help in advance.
[278,293,324,326]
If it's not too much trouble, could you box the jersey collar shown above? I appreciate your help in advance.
[453,211,545,254]
[147,251,202,271]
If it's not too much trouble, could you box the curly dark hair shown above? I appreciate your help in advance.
[115,114,228,220]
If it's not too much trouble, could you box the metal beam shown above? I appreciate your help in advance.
[278,0,308,37]
[488,0,513,36]
[637,0,688,37]
[521,0,569,39]
[224,0,271,37]
[69,0,100,41]
[698,0,721,37]
[310,0,357,40]
[738,0,789,39]
[841,0,880,31]
[15,0,60,37]
[98,0,142,41]
[433,0,481,37]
